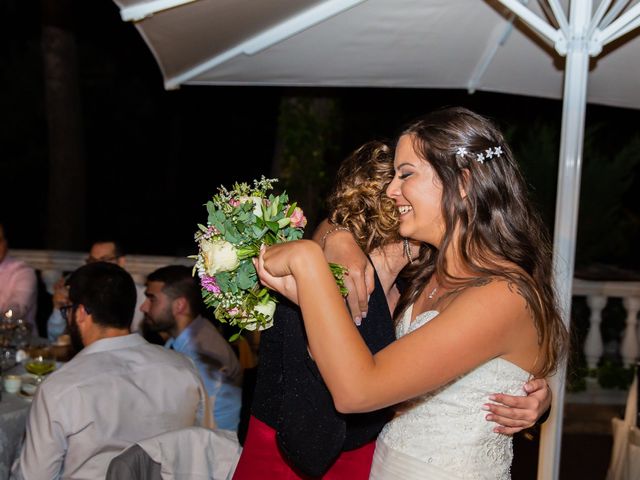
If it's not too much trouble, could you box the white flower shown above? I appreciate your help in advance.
[201,239,240,275]
[239,196,264,218]
[244,300,276,331]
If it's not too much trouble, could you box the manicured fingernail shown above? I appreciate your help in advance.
[493,427,500,433]
[361,311,367,319]
[481,404,490,411]
[488,395,497,401]
[485,414,493,421]
[355,317,361,326]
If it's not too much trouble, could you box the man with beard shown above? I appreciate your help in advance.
[13,262,211,480]
[141,265,242,432]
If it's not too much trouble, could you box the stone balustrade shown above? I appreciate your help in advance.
[11,249,193,292]
[573,278,640,369]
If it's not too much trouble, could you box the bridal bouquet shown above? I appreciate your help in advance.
[193,177,347,338]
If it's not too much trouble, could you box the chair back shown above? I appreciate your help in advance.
[107,427,241,480]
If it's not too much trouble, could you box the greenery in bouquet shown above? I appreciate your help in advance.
[193,177,347,340]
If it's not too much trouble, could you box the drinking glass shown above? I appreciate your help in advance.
[25,351,56,384]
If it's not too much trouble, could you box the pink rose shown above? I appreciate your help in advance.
[227,307,239,316]
[290,207,307,229]
[201,275,221,294]
[229,199,241,207]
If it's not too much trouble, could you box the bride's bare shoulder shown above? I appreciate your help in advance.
[449,276,530,322]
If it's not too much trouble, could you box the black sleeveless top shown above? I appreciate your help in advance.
[251,268,396,477]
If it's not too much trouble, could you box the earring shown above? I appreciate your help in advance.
[403,238,414,264]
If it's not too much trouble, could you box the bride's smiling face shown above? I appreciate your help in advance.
[386,134,445,247]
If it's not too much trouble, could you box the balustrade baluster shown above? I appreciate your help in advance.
[584,295,607,370]
[621,297,640,367]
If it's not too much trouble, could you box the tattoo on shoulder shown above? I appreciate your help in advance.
[471,277,492,288]
[473,278,529,304]
[507,280,532,313]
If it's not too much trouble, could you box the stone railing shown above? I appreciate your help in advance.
[573,278,640,369]
[567,278,640,405]
[11,249,194,292]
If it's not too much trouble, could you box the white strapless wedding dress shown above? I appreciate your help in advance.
[369,308,530,480]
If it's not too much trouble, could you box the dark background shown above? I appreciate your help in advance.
[1,0,639,269]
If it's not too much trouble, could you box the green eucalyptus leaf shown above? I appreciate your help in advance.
[266,221,279,234]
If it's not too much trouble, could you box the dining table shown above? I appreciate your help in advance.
[0,365,31,480]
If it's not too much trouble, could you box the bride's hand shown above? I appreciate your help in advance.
[255,241,318,304]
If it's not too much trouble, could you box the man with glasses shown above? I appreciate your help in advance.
[47,240,145,341]
[13,262,211,480]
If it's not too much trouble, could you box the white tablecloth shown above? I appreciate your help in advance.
[0,372,31,480]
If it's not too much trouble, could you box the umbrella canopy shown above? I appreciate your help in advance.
[114,0,639,109]
[112,1,640,479]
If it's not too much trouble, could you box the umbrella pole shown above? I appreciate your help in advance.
[537,1,591,479]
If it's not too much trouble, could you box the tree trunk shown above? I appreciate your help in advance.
[42,0,86,249]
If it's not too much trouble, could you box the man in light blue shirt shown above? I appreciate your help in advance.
[141,265,242,432]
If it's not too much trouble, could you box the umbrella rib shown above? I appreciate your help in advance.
[165,0,366,89]
[546,0,570,38]
[119,0,197,22]
[597,1,640,46]
[588,0,613,38]
[467,10,519,94]
[598,0,632,30]
[496,0,564,46]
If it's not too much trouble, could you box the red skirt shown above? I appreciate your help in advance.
[233,416,375,480]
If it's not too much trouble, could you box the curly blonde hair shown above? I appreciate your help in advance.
[328,141,400,254]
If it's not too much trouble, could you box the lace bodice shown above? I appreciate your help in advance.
[373,308,530,479]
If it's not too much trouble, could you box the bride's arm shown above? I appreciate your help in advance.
[258,241,534,413]
[312,219,374,324]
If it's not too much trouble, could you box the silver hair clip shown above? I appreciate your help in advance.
[456,145,502,164]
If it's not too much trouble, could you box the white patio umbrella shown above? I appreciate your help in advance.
[112,1,640,478]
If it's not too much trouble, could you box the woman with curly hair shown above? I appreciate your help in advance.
[255,107,567,479]
[233,141,409,479]
[235,133,549,479]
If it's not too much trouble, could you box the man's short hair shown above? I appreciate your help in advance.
[90,240,125,257]
[67,262,137,329]
[147,266,202,316]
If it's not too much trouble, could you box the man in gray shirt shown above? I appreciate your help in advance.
[13,262,211,480]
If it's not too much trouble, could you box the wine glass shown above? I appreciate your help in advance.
[25,350,56,384]
[0,308,18,348]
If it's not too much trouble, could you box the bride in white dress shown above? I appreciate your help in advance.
[255,107,568,479]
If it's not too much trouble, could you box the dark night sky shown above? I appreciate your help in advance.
[1,0,639,268]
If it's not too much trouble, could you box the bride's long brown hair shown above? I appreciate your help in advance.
[394,107,567,378]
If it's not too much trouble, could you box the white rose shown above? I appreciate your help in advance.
[245,300,276,331]
[240,196,264,218]
[201,239,240,275]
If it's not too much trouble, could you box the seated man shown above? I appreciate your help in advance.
[47,240,145,341]
[13,262,210,480]
[0,222,37,327]
[141,265,243,432]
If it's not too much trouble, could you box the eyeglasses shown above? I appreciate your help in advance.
[59,304,76,321]
[85,255,121,264]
